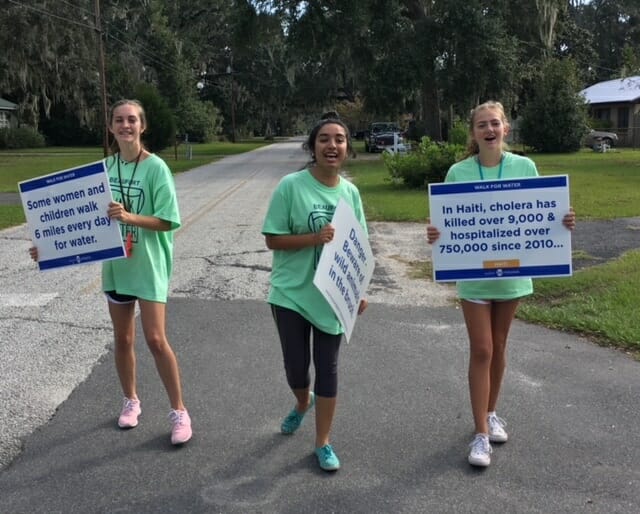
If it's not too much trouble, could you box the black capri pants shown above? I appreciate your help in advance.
[270,304,342,398]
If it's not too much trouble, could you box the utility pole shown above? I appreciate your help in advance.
[230,79,236,144]
[226,47,236,143]
[95,0,109,156]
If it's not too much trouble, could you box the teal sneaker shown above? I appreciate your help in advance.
[315,444,340,471]
[280,391,315,434]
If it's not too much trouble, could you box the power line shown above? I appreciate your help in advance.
[7,0,95,31]
[6,0,188,79]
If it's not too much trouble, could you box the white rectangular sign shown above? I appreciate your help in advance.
[19,160,126,271]
[313,198,375,342]
[428,175,572,282]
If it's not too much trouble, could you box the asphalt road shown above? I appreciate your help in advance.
[1,141,639,513]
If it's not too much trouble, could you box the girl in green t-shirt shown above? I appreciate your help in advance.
[262,116,368,471]
[427,101,576,468]
[30,99,192,446]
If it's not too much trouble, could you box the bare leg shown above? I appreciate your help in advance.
[488,300,520,411]
[315,395,337,448]
[462,299,520,434]
[291,387,313,413]
[108,300,138,400]
[138,300,185,411]
[461,300,493,435]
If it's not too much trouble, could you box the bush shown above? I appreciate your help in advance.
[448,119,468,146]
[0,127,46,149]
[175,99,222,143]
[383,137,464,188]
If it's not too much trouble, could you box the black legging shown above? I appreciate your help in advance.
[270,304,342,398]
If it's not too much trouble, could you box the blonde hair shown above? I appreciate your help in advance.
[464,100,510,157]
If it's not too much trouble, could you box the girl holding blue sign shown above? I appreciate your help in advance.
[262,115,368,471]
[427,101,575,467]
[30,99,192,445]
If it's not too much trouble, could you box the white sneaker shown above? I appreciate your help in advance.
[468,434,492,467]
[488,414,508,443]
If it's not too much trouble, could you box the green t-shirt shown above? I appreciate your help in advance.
[262,169,367,334]
[102,154,181,303]
[445,152,538,300]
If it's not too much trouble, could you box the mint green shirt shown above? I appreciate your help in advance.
[262,169,367,334]
[102,154,181,303]
[445,152,538,300]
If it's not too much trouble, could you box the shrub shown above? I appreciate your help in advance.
[383,137,464,188]
[0,127,46,149]
[448,119,468,146]
[175,99,222,143]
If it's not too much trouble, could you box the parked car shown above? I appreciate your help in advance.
[365,121,402,153]
[584,129,618,148]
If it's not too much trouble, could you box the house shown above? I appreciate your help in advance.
[0,97,18,129]
[580,76,640,147]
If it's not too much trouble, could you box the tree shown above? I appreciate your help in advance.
[0,0,100,129]
[520,58,588,152]
[135,83,175,152]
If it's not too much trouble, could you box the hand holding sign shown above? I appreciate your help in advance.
[19,161,126,271]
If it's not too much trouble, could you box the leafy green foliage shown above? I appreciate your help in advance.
[448,119,468,146]
[135,84,176,152]
[0,127,46,149]
[175,99,222,143]
[520,58,589,152]
[382,137,463,188]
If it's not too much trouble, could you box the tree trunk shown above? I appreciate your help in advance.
[422,73,441,140]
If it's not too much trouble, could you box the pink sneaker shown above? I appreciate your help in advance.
[118,398,141,428]
[169,409,192,445]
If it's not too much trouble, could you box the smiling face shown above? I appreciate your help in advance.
[313,122,349,172]
[470,105,509,155]
[109,101,146,149]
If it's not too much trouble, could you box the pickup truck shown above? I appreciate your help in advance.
[364,122,402,153]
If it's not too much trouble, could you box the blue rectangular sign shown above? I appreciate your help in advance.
[19,161,126,271]
[428,175,572,282]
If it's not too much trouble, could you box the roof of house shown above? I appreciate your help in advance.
[0,98,17,110]
[580,76,640,104]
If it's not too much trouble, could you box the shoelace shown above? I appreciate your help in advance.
[469,436,491,455]
[488,415,507,431]
[319,445,334,458]
[122,399,138,413]
[284,411,302,426]
[170,410,186,425]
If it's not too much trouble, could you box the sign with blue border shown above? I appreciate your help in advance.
[19,161,126,271]
[428,175,572,282]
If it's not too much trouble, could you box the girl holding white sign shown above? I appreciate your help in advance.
[427,101,575,467]
[30,99,192,445]
[262,115,368,472]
